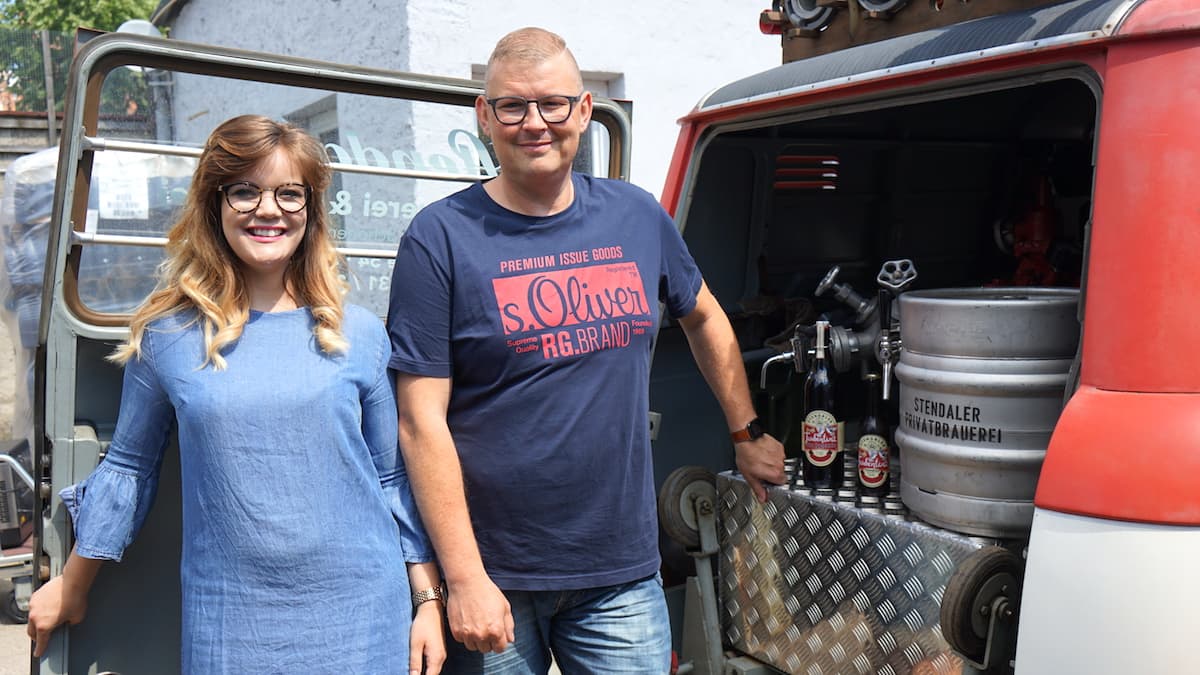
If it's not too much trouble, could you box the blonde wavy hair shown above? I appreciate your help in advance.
[111,114,347,369]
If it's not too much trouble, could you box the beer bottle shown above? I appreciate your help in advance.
[857,373,890,498]
[801,320,843,489]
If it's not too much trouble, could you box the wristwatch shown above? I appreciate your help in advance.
[411,582,446,608]
[730,417,766,444]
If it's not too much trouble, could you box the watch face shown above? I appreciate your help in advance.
[748,418,766,440]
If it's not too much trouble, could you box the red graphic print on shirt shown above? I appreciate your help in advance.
[493,254,653,360]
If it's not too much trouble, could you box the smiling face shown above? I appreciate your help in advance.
[219,147,308,282]
[477,50,592,191]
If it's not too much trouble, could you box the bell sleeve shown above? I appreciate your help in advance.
[363,328,434,563]
[58,332,174,562]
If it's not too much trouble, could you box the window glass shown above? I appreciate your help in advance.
[77,69,512,316]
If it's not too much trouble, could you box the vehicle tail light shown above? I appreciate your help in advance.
[760,9,786,34]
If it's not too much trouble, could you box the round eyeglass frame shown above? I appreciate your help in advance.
[485,94,583,126]
[217,182,311,214]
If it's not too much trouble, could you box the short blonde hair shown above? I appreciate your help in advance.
[485,27,582,91]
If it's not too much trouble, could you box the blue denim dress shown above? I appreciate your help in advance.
[61,305,431,673]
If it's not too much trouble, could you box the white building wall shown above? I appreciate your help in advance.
[165,1,778,196]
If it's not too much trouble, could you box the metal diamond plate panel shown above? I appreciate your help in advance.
[718,472,987,674]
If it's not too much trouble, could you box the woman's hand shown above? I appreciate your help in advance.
[27,575,89,657]
[27,551,102,658]
[410,598,446,675]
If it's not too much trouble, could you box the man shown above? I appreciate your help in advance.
[387,27,785,673]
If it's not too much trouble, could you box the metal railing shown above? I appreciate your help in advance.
[74,133,486,260]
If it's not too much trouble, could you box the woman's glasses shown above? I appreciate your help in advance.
[217,182,310,214]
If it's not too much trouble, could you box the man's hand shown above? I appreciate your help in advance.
[734,433,786,502]
[446,574,515,654]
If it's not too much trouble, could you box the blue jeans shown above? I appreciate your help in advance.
[444,573,671,674]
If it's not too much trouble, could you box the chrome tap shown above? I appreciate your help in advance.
[759,327,808,389]
[874,259,918,400]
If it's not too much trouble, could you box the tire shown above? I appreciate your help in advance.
[2,587,26,624]
[940,546,1022,661]
[657,466,717,549]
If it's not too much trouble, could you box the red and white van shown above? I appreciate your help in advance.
[653,0,1199,673]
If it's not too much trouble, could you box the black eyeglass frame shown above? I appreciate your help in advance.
[484,94,584,126]
[217,181,311,214]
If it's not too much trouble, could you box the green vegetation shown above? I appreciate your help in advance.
[0,0,159,114]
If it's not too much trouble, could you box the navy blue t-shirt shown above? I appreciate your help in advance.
[386,173,702,590]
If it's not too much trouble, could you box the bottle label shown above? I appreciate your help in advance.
[857,434,890,488]
[803,410,842,467]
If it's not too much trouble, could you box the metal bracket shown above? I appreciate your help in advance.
[962,595,1018,674]
[677,491,726,675]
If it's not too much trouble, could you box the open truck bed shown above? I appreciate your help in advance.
[654,1,1200,673]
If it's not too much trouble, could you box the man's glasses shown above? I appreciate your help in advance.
[485,94,582,125]
[217,182,310,214]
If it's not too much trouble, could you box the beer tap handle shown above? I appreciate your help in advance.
[876,258,918,294]
[878,287,892,334]
[789,328,806,373]
[875,259,916,401]
[878,288,895,400]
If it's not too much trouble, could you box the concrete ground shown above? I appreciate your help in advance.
[0,621,27,675]
[0,580,28,675]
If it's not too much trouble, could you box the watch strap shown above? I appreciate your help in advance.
[411,583,446,607]
[730,417,764,444]
[730,426,754,443]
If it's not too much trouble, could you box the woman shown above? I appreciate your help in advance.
[27,115,444,674]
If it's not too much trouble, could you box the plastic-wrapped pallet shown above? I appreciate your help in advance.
[0,148,56,548]
[0,148,55,353]
[0,146,194,447]
[0,148,56,450]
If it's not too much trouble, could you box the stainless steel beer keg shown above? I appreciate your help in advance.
[893,287,1080,537]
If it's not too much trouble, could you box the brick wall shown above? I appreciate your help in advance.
[0,114,53,195]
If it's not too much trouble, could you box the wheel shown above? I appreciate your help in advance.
[816,265,841,296]
[657,466,717,549]
[1,586,26,624]
[940,546,1022,661]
